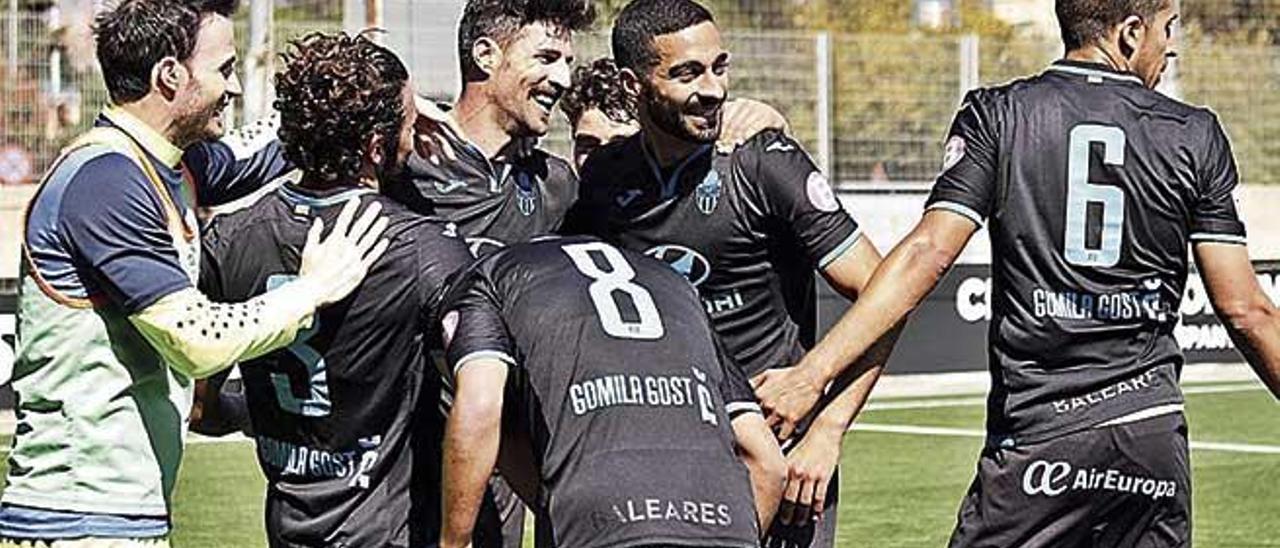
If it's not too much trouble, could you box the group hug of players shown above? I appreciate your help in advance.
[5,0,1280,547]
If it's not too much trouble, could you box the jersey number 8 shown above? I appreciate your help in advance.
[562,242,665,340]
[1064,124,1126,267]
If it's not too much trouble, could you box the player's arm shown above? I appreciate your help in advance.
[730,412,787,533]
[716,337,786,533]
[1195,244,1280,398]
[131,199,390,379]
[753,237,901,440]
[716,98,789,153]
[437,260,520,548]
[753,93,998,437]
[1190,113,1280,398]
[442,356,510,548]
[184,114,294,206]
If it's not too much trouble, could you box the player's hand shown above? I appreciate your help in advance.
[777,421,842,526]
[752,366,826,441]
[415,94,460,166]
[298,198,390,308]
[716,98,789,154]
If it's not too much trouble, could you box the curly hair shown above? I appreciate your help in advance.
[274,32,410,185]
[559,57,636,127]
[95,0,239,104]
[457,0,596,82]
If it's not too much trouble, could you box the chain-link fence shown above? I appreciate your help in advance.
[2,2,1279,187]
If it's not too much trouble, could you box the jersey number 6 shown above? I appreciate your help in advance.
[1064,124,1126,267]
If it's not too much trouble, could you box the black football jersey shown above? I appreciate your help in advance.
[928,60,1248,444]
[566,130,862,379]
[200,184,480,547]
[441,236,762,548]
[386,124,578,257]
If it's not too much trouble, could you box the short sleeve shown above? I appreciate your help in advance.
[1188,113,1247,245]
[416,221,482,307]
[925,90,1001,226]
[438,258,516,383]
[184,116,292,206]
[742,130,862,269]
[60,155,192,313]
[714,332,760,418]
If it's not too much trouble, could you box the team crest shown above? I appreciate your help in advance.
[515,172,538,216]
[695,170,721,215]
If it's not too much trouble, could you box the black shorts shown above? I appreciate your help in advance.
[949,412,1191,548]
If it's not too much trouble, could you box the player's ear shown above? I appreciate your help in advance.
[152,56,188,100]
[366,133,385,167]
[471,37,502,78]
[619,67,643,98]
[1118,14,1145,60]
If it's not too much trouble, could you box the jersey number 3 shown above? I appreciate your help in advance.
[265,274,332,417]
[562,242,665,340]
[1064,124,1126,267]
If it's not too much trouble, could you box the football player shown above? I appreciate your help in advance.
[753,0,1280,545]
[438,237,787,548]
[197,32,481,547]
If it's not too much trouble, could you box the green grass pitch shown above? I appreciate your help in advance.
[8,383,1274,547]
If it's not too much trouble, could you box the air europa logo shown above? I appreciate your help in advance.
[1021,460,1177,500]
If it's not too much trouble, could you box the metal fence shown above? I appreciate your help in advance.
[2,8,1279,188]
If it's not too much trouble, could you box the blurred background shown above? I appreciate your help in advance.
[2,0,1277,188]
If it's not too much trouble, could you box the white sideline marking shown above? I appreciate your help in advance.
[851,423,1280,454]
[865,383,1265,412]
[188,432,252,445]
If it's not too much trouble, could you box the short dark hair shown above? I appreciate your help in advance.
[274,32,410,185]
[612,0,714,74]
[456,0,596,82]
[95,0,239,104]
[560,58,636,126]
[1056,0,1169,51]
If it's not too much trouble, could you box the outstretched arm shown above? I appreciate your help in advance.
[754,211,978,438]
[1195,243,1280,398]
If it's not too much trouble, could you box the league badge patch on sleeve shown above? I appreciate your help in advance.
[441,310,459,349]
[941,135,967,173]
[806,171,840,212]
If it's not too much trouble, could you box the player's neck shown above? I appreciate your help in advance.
[1064,45,1130,73]
[453,88,518,160]
[115,98,186,149]
[297,172,376,192]
[639,122,703,169]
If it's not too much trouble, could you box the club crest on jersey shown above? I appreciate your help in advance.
[645,244,711,286]
[695,170,721,215]
[515,172,538,216]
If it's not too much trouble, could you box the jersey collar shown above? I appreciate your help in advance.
[639,135,712,200]
[100,105,185,168]
[1046,60,1144,86]
[278,182,377,208]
